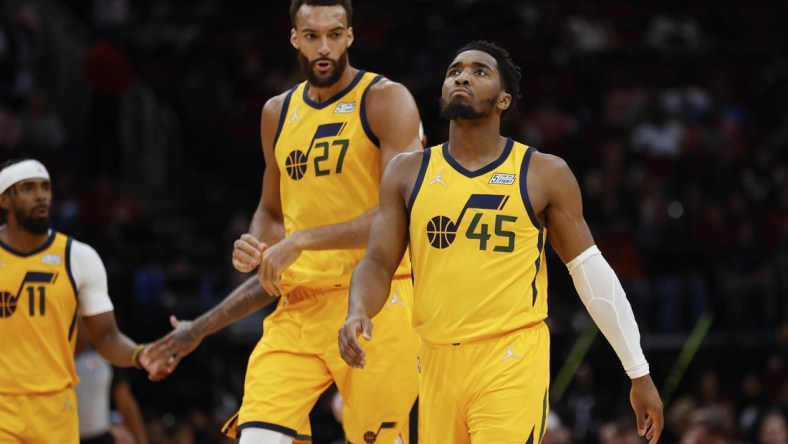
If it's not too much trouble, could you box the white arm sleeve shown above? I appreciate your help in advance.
[567,245,649,379]
[70,240,115,316]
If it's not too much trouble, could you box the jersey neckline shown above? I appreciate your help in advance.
[302,70,367,110]
[0,230,57,257]
[441,138,515,178]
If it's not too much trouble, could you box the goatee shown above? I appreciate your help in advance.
[439,96,497,121]
[299,50,349,88]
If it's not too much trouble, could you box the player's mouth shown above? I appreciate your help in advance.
[314,60,333,73]
[450,87,472,98]
[31,206,49,217]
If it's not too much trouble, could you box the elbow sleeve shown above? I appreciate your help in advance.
[567,245,650,379]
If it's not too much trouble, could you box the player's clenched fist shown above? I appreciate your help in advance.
[232,233,267,273]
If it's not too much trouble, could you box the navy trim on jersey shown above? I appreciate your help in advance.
[538,388,549,442]
[442,138,514,178]
[530,228,545,306]
[303,70,366,110]
[525,426,535,444]
[360,74,384,147]
[409,398,419,443]
[407,149,431,213]
[519,146,543,230]
[65,237,77,296]
[65,236,79,340]
[23,271,55,283]
[522,144,545,304]
[236,422,299,438]
[0,230,56,257]
[272,84,298,151]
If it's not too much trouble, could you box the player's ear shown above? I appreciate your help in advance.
[498,93,512,111]
[346,26,354,48]
[290,28,299,50]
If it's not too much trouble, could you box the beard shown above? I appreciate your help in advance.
[298,50,349,88]
[439,96,497,121]
[15,206,50,234]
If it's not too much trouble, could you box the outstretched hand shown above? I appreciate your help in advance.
[338,314,374,369]
[630,374,664,444]
[142,315,205,381]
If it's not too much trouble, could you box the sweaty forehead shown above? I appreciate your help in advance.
[451,50,499,70]
[295,5,348,30]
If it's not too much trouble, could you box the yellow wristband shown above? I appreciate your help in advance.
[131,343,146,369]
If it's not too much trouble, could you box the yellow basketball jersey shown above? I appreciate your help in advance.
[408,140,549,345]
[0,232,79,394]
[274,71,410,291]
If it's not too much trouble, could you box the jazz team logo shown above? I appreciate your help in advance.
[286,122,349,180]
[427,194,518,252]
[0,291,17,317]
[0,272,56,318]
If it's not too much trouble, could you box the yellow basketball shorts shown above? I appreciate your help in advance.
[419,322,551,444]
[0,389,78,443]
[225,277,419,443]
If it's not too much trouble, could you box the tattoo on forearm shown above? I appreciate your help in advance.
[197,277,272,337]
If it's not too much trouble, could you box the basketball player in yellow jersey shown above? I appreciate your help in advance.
[0,159,166,444]
[339,41,665,444]
[144,1,421,443]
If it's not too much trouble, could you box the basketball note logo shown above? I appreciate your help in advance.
[363,422,397,443]
[426,215,457,249]
[427,194,518,252]
[0,291,18,318]
[285,122,348,180]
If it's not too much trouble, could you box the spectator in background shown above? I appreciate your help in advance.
[645,2,702,53]
[757,410,788,444]
[681,406,734,444]
[18,88,65,152]
[565,2,618,53]
[83,33,131,177]
[0,3,44,110]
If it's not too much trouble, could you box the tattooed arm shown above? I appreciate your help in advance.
[144,276,276,380]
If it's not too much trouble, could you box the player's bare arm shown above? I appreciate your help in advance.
[339,151,422,368]
[259,78,423,295]
[81,312,164,379]
[365,78,423,167]
[145,275,275,377]
[530,151,664,444]
[233,94,287,275]
[528,152,595,262]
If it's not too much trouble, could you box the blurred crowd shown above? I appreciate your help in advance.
[0,0,786,443]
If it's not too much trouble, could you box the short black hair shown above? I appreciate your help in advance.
[455,41,522,113]
[290,0,353,28]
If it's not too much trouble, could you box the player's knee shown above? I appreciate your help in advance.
[238,427,293,444]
